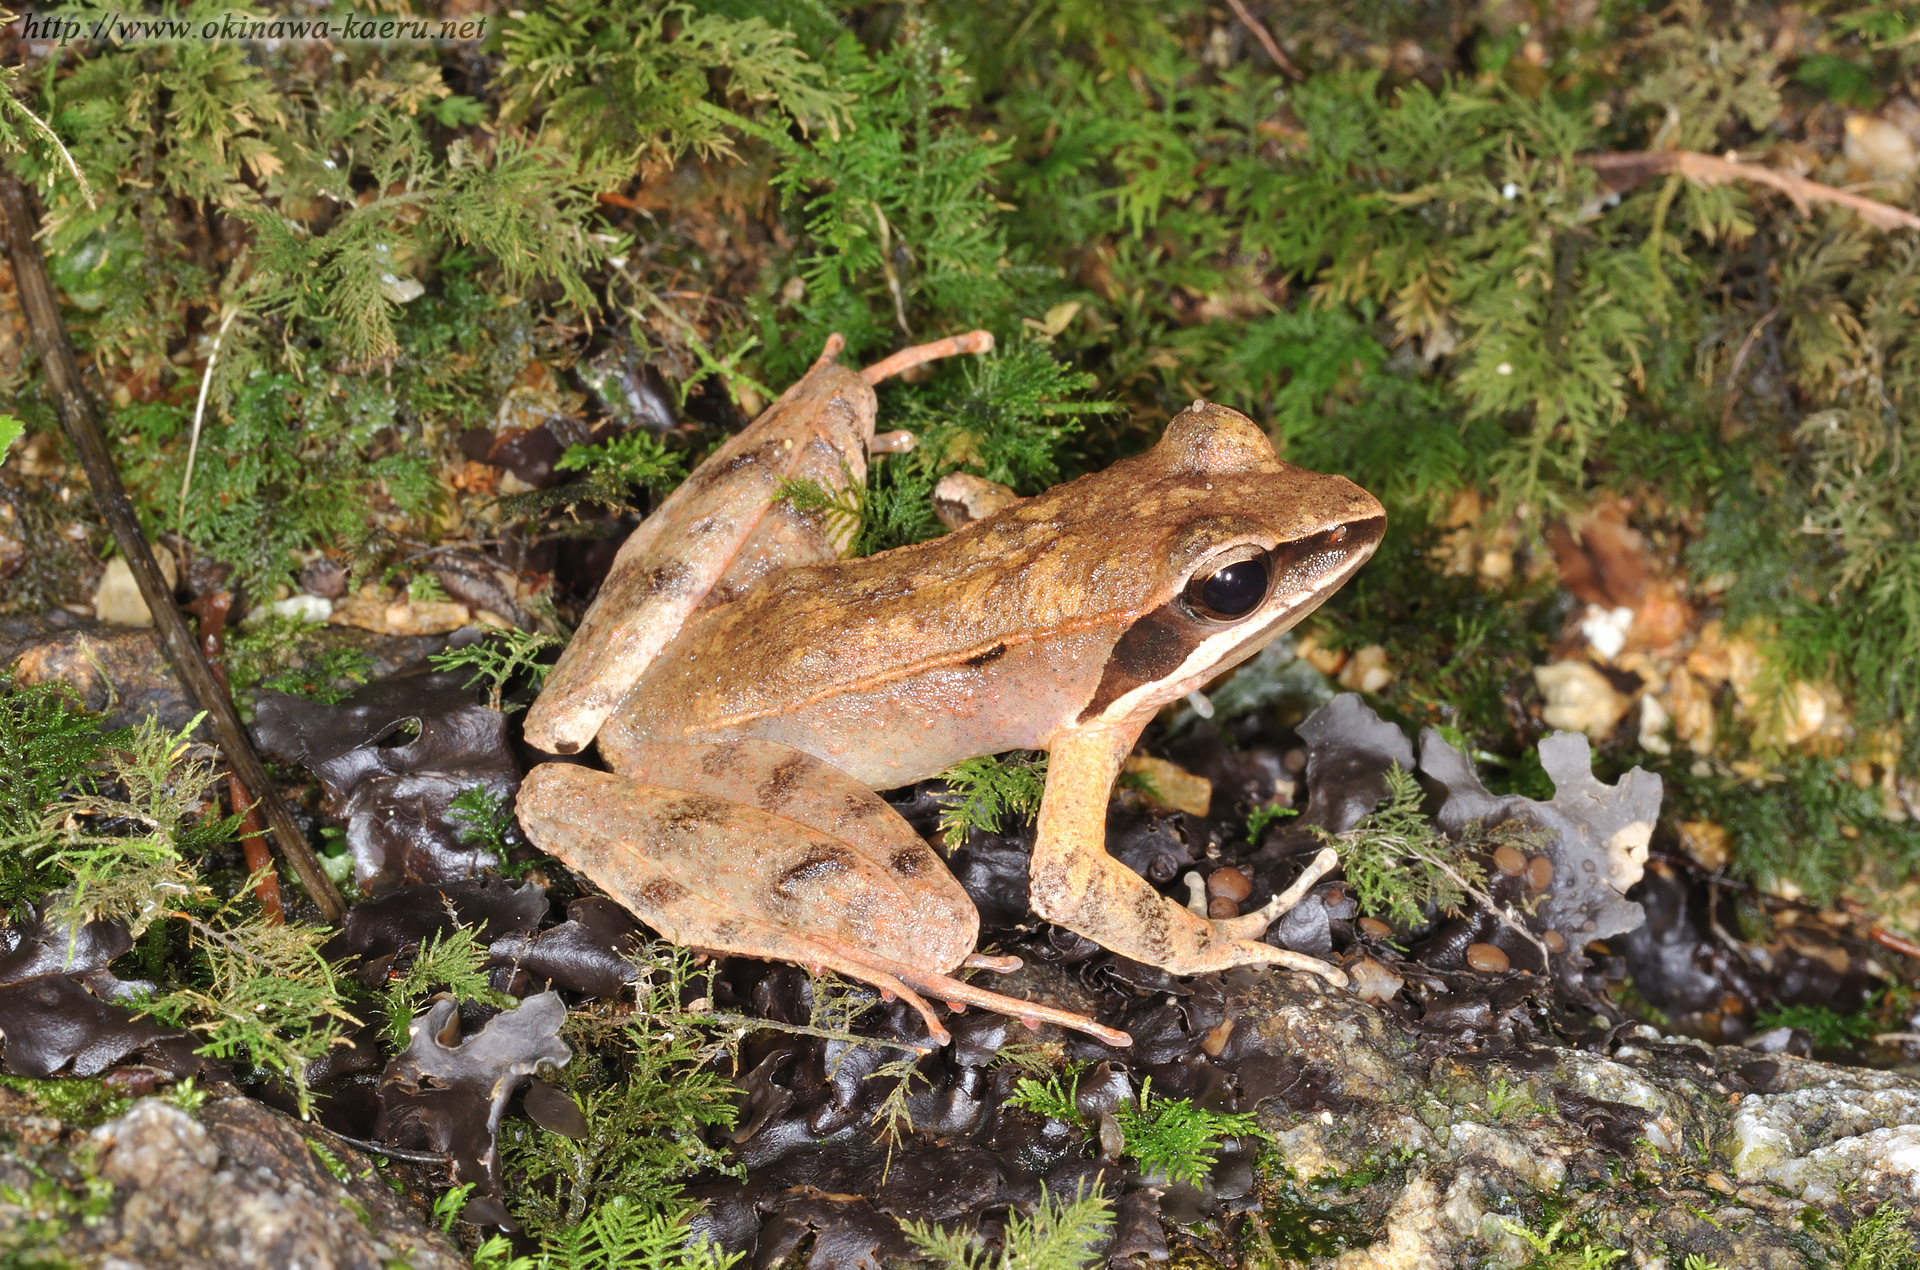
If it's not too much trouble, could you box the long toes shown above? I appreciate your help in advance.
[1242,942,1348,986]
[878,961,1132,1048]
[1213,906,1283,941]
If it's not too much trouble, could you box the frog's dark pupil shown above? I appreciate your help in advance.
[1192,558,1268,618]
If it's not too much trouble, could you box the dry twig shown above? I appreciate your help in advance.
[1223,0,1303,82]
[1587,150,1920,233]
[0,172,345,923]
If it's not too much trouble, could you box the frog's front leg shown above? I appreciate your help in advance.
[1028,725,1350,986]
[516,741,1130,1049]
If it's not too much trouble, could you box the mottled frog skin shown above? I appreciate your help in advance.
[517,335,1384,1046]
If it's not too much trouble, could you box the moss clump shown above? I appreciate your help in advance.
[0,1076,128,1131]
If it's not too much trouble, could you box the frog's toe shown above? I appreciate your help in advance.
[1210,847,1342,942]
[1225,940,1349,987]
[805,937,1132,1048]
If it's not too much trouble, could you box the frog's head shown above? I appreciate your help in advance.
[1068,400,1385,728]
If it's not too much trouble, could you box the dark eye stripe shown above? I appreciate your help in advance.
[1077,602,1209,723]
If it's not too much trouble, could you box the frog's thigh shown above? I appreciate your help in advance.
[598,734,977,948]
[522,750,1136,1050]
[1028,726,1349,986]
[518,759,976,974]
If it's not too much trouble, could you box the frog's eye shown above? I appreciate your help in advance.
[1184,548,1270,621]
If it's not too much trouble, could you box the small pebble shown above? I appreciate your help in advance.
[1208,866,1253,902]
[1465,942,1510,973]
[1346,955,1405,1004]
[1097,1112,1125,1160]
[1541,929,1567,954]
[1359,917,1393,939]
[1209,896,1240,919]
[1492,844,1527,876]
[1524,855,1555,892]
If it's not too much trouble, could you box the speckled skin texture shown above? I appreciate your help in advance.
[516,376,1384,1041]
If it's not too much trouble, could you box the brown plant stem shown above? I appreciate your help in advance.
[1223,0,1304,82]
[185,590,286,924]
[0,172,344,923]
[1586,150,1920,233]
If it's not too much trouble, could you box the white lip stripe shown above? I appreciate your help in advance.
[1088,586,1321,728]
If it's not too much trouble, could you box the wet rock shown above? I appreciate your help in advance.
[0,1094,464,1267]
[578,344,677,433]
[945,956,1895,1264]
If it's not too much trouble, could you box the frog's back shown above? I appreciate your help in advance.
[600,459,1205,789]
[595,402,1383,790]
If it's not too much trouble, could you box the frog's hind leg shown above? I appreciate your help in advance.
[517,744,1130,1048]
[595,738,1130,1046]
[526,330,995,758]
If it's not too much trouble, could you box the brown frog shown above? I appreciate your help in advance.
[517,333,1385,1046]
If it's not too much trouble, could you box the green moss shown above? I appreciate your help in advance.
[1843,1203,1920,1270]
[1114,1078,1262,1190]
[0,1077,128,1131]
[902,1183,1111,1270]
[934,752,1048,843]
[0,675,110,911]
[428,630,563,714]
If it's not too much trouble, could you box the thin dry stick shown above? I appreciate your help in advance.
[870,202,911,336]
[1223,0,1304,81]
[1720,304,1779,435]
[0,172,346,923]
[1428,853,1555,972]
[859,330,994,385]
[1586,150,1920,233]
[179,303,241,519]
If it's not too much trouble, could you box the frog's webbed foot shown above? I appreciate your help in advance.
[517,743,1132,1050]
[1029,727,1350,988]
